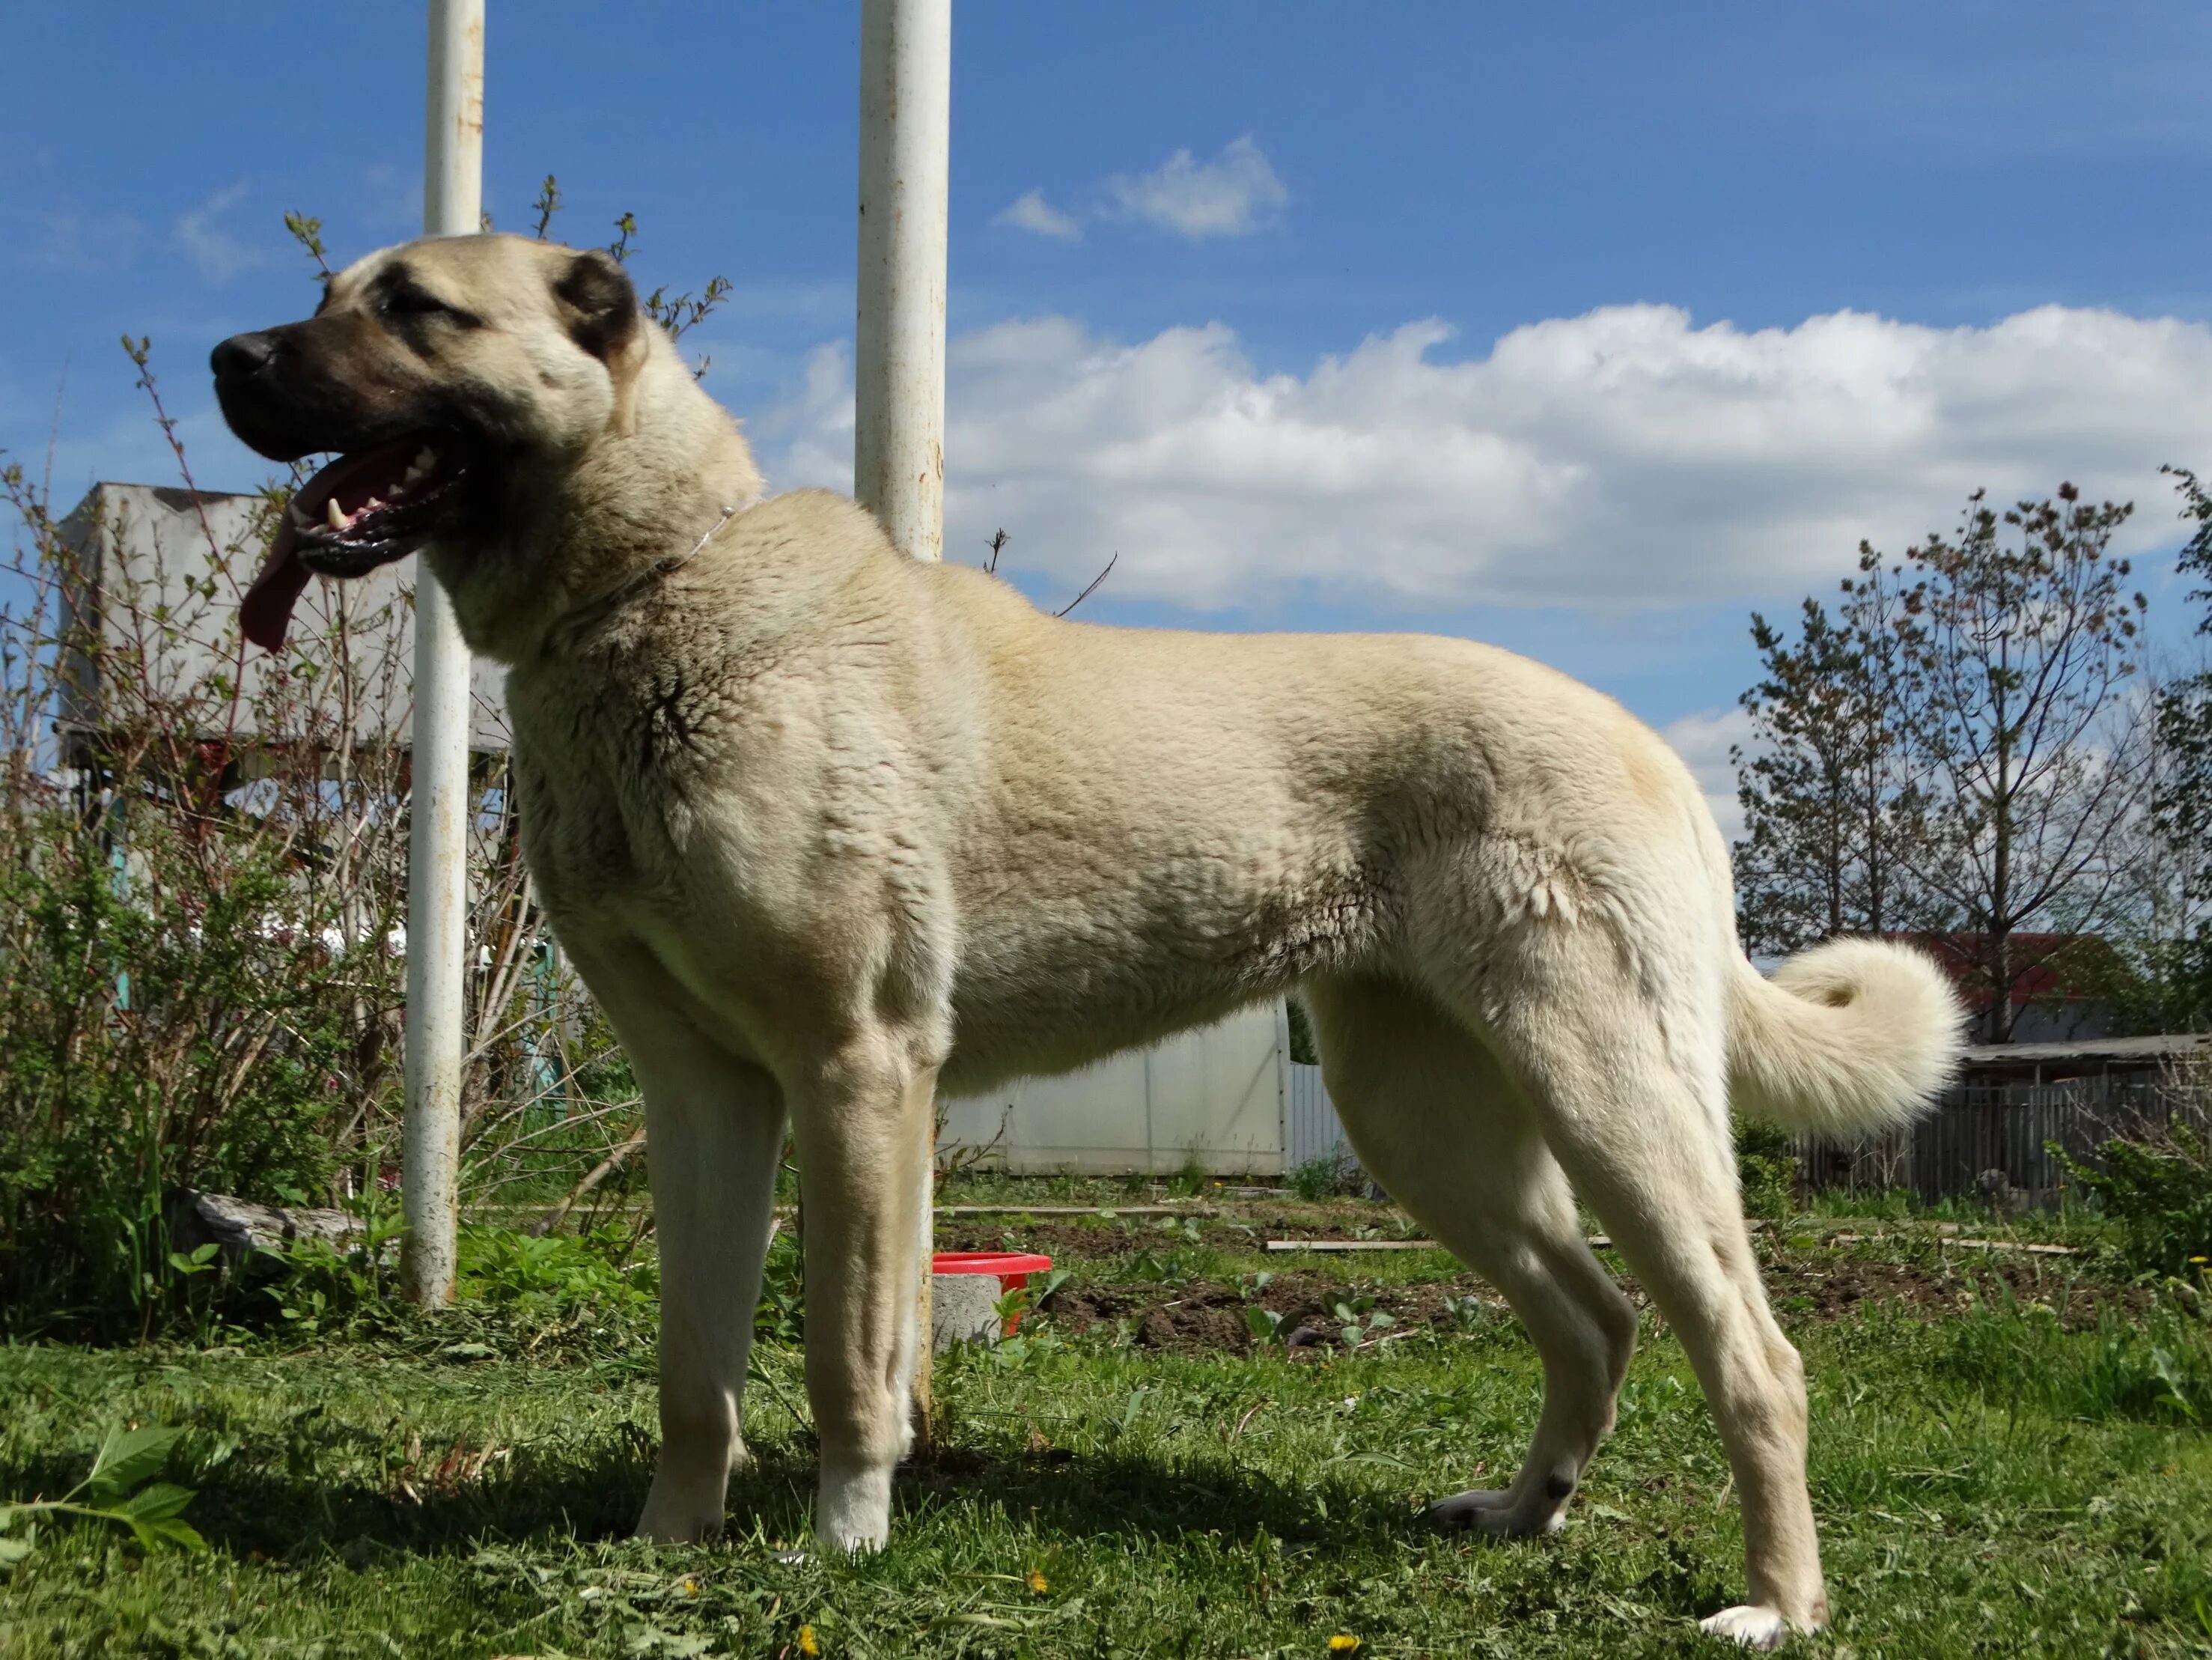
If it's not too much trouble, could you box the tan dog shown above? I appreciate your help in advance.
[212,233,1961,1649]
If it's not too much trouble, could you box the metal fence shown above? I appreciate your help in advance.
[1797,1078,2211,1208]
[1282,1057,2211,1208]
[1285,1062,1356,1175]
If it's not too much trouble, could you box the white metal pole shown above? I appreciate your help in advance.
[400,0,483,1307]
[855,0,951,1430]
[856,0,951,563]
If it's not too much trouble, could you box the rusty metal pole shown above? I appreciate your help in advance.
[855,0,951,1438]
[400,0,483,1307]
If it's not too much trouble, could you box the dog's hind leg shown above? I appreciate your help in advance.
[1302,975,1638,1540]
[1476,940,1827,1649]
[570,943,788,1545]
[784,1024,937,1554]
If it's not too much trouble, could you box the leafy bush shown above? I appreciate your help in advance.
[459,1223,656,1318]
[751,1223,805,1344]
[0,376,629,1337]
[0,1423,205,1567]
[1290,1154,1362,1201]
[2052,1125,2212,1280]
[255,1214,660,1358]
[1734,1115,1800,1221]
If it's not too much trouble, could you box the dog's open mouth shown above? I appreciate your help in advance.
[241,437,470,649]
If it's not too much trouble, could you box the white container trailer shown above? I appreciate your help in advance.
[55,483,510,767]
[938,1003,1353,1178]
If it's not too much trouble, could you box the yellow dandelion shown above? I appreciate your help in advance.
[798,1624,820,1657]
[1329,1638,1361,1654]
[1026,1567,1049,1593]
[680,1576,698,1596]
[2190,1255,2208,1265]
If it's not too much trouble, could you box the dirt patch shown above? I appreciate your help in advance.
[936,1213,1431,1262]
[1043,1271,1497,1358]
[1742,1253,2147,1330]
[1033,1253,2145,1358]
[945,1200,2143,1355]
[933,1219,1157,1261]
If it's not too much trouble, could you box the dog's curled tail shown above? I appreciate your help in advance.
[1726,937,1966,1137]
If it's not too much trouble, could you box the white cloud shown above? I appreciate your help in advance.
[1658,707,1755,846]
[993,189,1082,243]
[761,300,2212,617]
[761,341,856,493]
[25,207,141,271]
[1103,135,1288,239]
[173,182,266,285]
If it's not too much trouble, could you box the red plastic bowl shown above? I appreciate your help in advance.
[930,1250,1055,1334]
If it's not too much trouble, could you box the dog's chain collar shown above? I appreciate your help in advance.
[571,500,743,629]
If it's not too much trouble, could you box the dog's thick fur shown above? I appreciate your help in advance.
[213,234,1963,1649]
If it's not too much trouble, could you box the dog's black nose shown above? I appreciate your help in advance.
[210,332,278,380]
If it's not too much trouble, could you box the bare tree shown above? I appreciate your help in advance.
[1731,562,1926,954]
[1886,485,2151,1041]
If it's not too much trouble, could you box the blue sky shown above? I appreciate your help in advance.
[7,2,2212,821]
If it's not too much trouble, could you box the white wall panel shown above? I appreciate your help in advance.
[938,1003,1289,1175]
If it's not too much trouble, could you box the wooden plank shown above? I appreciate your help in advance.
[935,1203,1213,1217]
[1269,1232,2075,1257]
[1266,1238,1439,1253]
[1823,1232,2075,1256]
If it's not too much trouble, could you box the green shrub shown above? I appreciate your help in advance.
[459,1222,656,1316]
[1289,1155,1355,1201]
[0,821,365,1335]
[1734,1115,1799,1221]
[2051,1125,2212,1280]
[755,1225,805,1343]
[1,374,632,1336]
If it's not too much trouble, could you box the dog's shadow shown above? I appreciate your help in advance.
[896,1435,1421,1551]
[32,1430,1423,1566]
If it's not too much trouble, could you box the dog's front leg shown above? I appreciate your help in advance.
[562,939,787,1545]
[633,1048,787,1543]
[787,1030,936,1553]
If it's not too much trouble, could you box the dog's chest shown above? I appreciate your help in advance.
[505,666,704,930]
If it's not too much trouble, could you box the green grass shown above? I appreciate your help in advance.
[3,1299,2210,1657]
[4,1185,2211,1657]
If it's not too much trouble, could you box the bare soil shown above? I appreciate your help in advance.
[935,1211,2148,1357]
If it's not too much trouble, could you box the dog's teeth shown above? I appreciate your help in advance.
[415,446,436,470]
[325,498,348,532]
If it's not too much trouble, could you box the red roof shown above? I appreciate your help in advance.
[1897,933,2118,1009]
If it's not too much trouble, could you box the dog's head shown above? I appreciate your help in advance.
[212,234,647,650]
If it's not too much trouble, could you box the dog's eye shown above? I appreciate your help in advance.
[382,288,454,320]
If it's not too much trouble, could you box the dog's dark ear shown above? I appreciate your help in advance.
[555,249,640,362]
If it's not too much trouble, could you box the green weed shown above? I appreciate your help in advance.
[2054,1124,2212,1280]
[0,1424,204,1568]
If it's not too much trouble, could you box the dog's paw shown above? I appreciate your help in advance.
[635,1433,745,1544]
[814,1461,893,1554]
[1698,1605,1794,1650]
[1427,1488,1566,1538]
[634,1480,725,1545]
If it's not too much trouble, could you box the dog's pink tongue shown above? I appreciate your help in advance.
[241,519,309,651]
